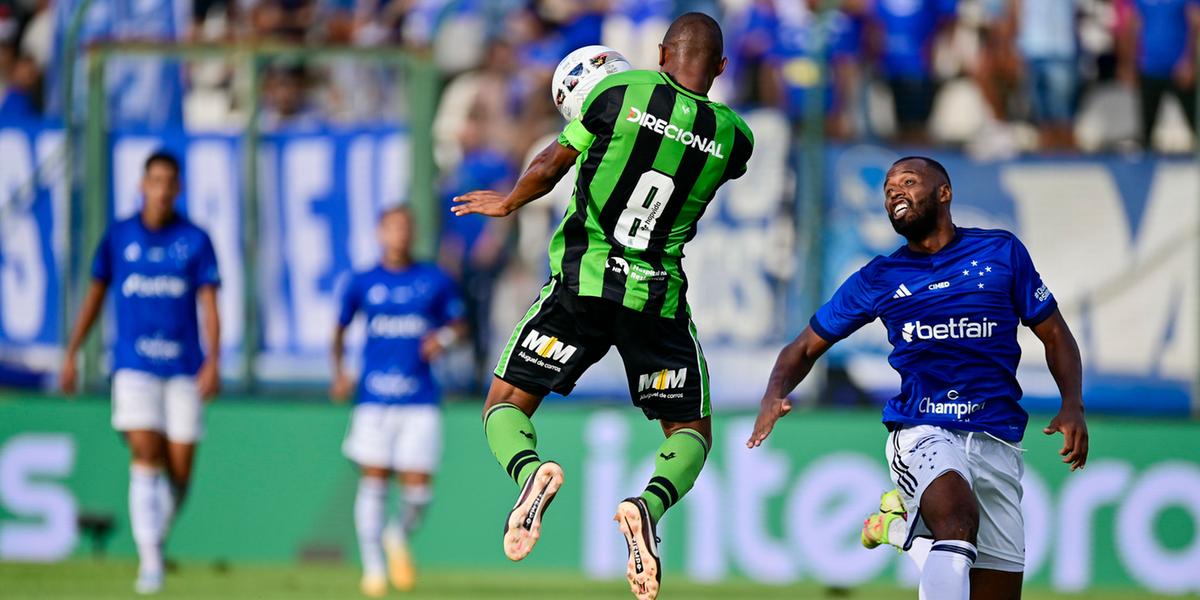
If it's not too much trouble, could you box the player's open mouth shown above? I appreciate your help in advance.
[892,204,909,219]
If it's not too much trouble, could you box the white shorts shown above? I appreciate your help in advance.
[342,403,442,473]
[111,369,204,443]
[886,424,1025,572]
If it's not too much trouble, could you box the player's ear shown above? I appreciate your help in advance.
[658,44,667,68]
[938,184,952,204]
[715,56,727,78]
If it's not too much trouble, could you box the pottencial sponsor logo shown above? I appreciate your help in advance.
[919,395,986,420]
[121,274,188,298]
[367,314,429,338]
[364,372,418,398]
[521,330,578,363]
[625,106,726,158]
[638,368,687,392]
[901,317,997,343]
[134,336,182,360]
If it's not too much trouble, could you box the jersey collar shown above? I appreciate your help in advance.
[660,72,710,102]
[896,226,964,260]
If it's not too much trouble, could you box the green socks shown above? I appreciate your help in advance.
[640,428,709,523]
[484,403,542,487]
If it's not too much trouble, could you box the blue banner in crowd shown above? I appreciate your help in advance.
[48,0,185,127]
[0,122,409,386]
[0,122,66,385]
[823,145,1198,415]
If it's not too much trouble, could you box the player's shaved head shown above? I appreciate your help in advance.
[661,12,724,72]
[893,156,951,189]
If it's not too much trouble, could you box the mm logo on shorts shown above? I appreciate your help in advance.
[638,368,687,392]
[521,330,578,363]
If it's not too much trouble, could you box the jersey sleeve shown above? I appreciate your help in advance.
[192,232,221,288]
[90,229,114,283]
[337,274,361,327]
[1010,237,1057,326]
[433,271,466,326]
[810,267,878,342]
[727,118,755,180]
[558,119,595,152]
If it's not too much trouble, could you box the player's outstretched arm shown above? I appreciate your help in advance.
[60,280,109,396]
[196,285,221,400]
[451,139,580,218]
[747,326,833,448]
[1032,309,1088,471]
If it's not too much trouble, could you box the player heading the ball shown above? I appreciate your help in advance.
[453,12,753,600]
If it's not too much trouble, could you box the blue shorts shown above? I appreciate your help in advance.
[1025,57,1077,124]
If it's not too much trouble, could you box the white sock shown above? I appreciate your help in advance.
[156,475,177,542]
[919,540,975,600]
[355,477,388,578]
[907,537,933,571]
[400,483,433,538]
[129,465,164,575]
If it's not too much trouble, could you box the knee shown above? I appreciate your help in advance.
[933,505,979,544]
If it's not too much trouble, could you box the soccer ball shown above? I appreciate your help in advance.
[551,45,633,121]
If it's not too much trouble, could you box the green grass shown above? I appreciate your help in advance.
[0,560,1187,600]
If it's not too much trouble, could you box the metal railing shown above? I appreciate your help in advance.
[70,42,440,392]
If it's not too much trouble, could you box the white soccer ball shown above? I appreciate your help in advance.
[551,45,633,121]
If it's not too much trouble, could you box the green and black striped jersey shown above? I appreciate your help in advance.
[550,69,755,319]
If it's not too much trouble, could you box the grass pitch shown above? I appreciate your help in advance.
[0,560,1187,600]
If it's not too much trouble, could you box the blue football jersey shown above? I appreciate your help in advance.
[811,228,1057,441]
[338,263,465,406]
[91,216,221,377]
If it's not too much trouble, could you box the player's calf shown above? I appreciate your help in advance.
[919,471,980,600]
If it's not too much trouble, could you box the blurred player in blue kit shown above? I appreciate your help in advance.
[330,206,467,597]
[61,151,222,595]
[748,157,1089,600]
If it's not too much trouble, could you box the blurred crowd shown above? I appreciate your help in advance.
[2,0,1199,154]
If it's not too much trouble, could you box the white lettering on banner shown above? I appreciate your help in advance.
[0,131,45,342]
[186,140,244,355]
[785,453,893,586]
[580,413,1200,592]
[1053,460,1133,591]
[1116,462,1200,594]
[1001,163,1198,380]
[283,140,337,353]
[0,434,77,561]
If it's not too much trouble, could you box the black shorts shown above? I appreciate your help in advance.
[493,278,711,422]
